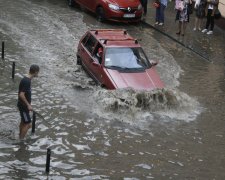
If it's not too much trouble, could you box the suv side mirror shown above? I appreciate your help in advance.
[150,60,158,66]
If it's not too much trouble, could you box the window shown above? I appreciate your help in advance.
[104,47,150,70]
[81,33,90,45]
[93,44,103,64]
[85,35,97,54]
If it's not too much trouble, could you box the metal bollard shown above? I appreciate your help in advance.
[46,148,51,174]
[31,111,36,133]
[12,62,15,79]
[2,41,4,59]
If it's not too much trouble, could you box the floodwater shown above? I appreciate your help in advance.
[0,0,225,179]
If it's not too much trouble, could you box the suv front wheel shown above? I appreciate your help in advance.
[96,7,105,22]
[77,55,82,65]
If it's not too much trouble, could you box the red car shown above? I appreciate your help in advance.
[68,0,143,22]
[76,29,164,90]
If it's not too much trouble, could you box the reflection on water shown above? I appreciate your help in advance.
[1,0,225,179]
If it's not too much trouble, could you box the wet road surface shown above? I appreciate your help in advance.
[0,0,225,179]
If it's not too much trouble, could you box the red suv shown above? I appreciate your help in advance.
[77,29,164,90]
[68,0,143,22]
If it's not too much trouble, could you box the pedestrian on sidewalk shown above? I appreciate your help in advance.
[201,0,219,35]
[17,65,39,139]
[140,0,148,16]
[193,0,207,31]
[175,0,193,36]
[155,0,168,26]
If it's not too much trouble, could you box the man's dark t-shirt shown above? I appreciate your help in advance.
[17,76,31,111]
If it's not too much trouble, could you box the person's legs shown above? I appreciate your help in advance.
[159,4,166,24]
[20,122,31,139]
[194,17,198,30]
[19,110,32,139]
[19,121,23,137]
[182,22,187,35]
[206,9,212,29]
[206,14,214,34]
[176,21,182,34]
[202,9,211,33]
[210,15,214,31]
[141,0,147,15]
[198,18,203,30]
[144,1,147,15]
[155,7,160,23]
[181,21,184,35]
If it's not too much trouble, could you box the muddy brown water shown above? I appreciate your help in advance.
[0,0,225,179]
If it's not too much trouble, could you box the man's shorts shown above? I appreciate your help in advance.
[19,109,31,124]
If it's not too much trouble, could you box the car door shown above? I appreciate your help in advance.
[78,33,89,67]
[76,0,95,11]
[90,44,106,85]
[85,0,97,11]
[81,34,99,80]
[75,0,85,6]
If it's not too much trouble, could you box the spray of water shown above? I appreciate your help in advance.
[93,88,203,124]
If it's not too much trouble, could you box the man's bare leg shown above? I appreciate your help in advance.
[19,122,31,139]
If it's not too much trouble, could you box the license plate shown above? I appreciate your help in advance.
[123,14,135,18]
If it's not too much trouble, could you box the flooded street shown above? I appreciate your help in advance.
[1,0,225,179]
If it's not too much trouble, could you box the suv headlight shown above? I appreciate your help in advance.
[108,4,120,11]
[138,4,142,10]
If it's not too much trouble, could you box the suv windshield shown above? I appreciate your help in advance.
[104,47,150,70]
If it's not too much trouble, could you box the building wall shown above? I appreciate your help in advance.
[219,0,225,18]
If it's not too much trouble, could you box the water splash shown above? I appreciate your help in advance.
[93,88,203,124]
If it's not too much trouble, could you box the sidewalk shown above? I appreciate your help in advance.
[141,1,225,61]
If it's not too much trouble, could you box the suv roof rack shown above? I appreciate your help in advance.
[92,29,128,35]
[90,29,138,45]
[99,38,138,44]
[91,29,127,32]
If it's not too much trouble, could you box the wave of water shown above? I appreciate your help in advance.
[93,88,203,126]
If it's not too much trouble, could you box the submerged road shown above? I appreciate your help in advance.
[0,0,225,179]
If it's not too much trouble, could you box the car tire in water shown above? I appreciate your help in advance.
[77,56,81,65]
[96,7,105,22]
[68,0,75,7]
[101,84,106,89]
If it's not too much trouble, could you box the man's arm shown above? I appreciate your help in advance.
[19,92,32,111]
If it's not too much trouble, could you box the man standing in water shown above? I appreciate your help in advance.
[17,65,39,139]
